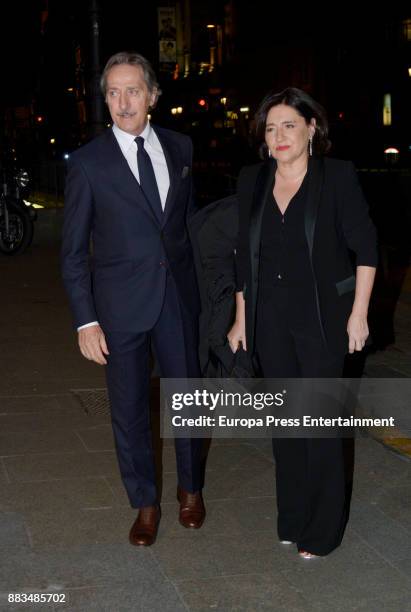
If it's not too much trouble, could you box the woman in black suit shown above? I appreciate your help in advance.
[228,87,378,558]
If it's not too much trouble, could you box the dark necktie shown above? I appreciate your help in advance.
[135,136,163,220]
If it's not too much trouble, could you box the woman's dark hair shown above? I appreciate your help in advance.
[254,87,331,158]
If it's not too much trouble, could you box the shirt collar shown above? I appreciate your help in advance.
[112,120,153,152]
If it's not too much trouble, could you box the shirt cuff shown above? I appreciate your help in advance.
[77,321,99,331]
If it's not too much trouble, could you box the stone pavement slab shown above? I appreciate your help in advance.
[1,542,173,589]
[51,583,187,612]
[175,574,310,612]
[349,501,410,567]
[0,430,85,455]
[0,478,115,513]
[2,451,120,483]
[0,512,32,549]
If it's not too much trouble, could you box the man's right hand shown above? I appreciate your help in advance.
[78,325,109,365]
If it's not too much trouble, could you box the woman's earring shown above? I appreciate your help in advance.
[268,149,272,158]
[309,137,313,157]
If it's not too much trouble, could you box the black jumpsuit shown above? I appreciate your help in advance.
[255,174,347,555]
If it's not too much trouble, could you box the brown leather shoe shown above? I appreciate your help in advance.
[129,505,161,546]
[177,486,205,529]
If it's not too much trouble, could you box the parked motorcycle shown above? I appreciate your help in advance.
[0,166,36,255]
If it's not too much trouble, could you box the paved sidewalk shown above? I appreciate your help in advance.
[0,241,410,611]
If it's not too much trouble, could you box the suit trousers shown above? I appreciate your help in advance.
[255,285,347,555]
[105,271,203,508]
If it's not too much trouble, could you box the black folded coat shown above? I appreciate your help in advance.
[189,195,254,378]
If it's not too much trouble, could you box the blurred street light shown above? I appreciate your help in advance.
[384,147,399,164]
[383,93,392,126]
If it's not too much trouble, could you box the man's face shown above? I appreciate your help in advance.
[105,64,156,136]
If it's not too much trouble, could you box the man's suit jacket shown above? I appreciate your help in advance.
[61,125,200,333]
[236,156,378,357]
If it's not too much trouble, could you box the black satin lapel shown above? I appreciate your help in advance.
[304,156,327,347]
[250,159,276,261]
[247,159,275,350]
[153,128,181,226]
[100,130,159,226]
[304,157,324,259]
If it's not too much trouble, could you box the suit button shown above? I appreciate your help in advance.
[277,274,282,280]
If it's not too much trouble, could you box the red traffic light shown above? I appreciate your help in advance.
[198,98,207,107]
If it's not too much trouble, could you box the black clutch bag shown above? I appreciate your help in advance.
[207,343,255,378]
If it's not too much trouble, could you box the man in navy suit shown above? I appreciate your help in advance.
[61,51,205,546]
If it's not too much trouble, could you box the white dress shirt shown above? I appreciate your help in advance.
[112,121,170,209]
[78,121,170,332]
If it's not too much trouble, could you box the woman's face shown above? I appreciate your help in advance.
[265,104,316,164]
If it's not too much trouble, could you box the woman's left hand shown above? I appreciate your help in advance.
[347,312,369,354]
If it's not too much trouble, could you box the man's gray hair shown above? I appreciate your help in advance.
[100,51,162,104]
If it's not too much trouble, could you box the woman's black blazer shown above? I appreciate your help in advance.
[236,156,378,357]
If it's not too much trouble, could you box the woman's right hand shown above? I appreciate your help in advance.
[227,320,247,353]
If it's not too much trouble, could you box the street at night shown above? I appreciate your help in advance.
[0,2,410,611]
